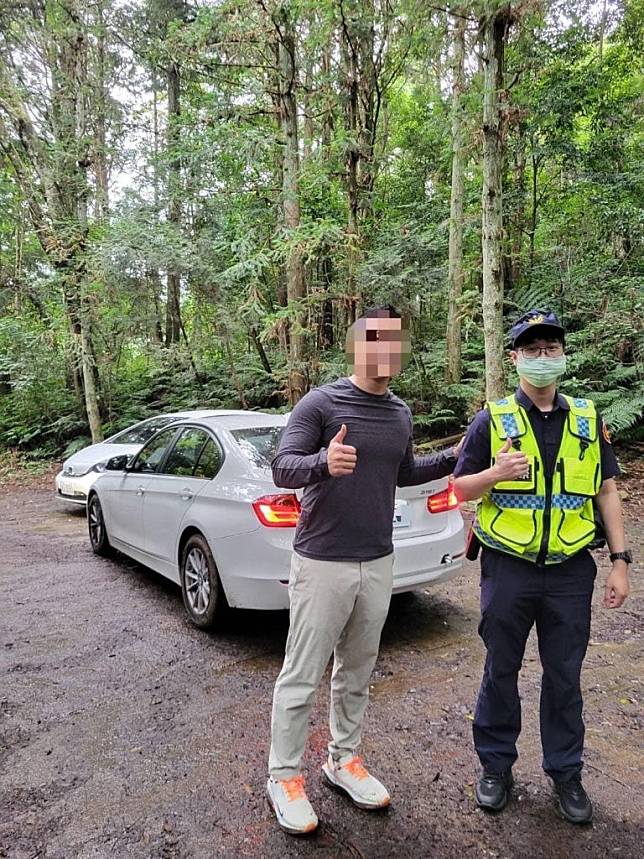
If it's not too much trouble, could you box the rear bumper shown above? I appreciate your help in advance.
[212,511,466,611]
[391,552,464,592]
[392,512,465,592]
[213,530,292,610]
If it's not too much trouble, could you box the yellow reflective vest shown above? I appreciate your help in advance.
[473,394,602,565]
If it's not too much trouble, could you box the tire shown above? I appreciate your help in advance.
[88,493,113,557]
[180,533,227,630]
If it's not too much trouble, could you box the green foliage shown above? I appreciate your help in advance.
[0,0,641,456]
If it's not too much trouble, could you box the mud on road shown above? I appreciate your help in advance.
[0,476,642,858]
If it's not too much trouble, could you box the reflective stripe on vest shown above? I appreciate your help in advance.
[474,394,601,565]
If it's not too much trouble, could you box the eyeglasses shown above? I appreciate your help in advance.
[519,344,564,358]
[365,329,407,342]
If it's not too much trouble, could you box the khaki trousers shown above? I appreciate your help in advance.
[268,550,394,779]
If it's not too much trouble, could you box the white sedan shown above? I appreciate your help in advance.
[87,411,465,629]
[55,411,222,505]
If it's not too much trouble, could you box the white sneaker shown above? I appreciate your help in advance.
[266,775,318,835]
[322,754,391,810]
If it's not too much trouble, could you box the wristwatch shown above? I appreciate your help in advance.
[609,550,633,564]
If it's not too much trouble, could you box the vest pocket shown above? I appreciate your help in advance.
[492,455,538,494]
[490,507,538,548]
[559,458,599,496]
[556,507,596,548]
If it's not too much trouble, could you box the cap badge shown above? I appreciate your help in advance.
[528,314,544,325]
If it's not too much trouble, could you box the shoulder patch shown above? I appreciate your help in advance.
[602,420,612,444]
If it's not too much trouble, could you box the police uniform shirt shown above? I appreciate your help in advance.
[454,387,620,519]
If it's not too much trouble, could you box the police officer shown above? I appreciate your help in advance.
[453,309,631,824]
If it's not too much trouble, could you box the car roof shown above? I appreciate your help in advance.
[163,409,244,418]
[172,411,289,431]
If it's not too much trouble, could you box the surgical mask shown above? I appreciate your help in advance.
[516,355,567,387]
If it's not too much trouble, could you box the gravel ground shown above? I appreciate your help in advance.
[0,463,642,859]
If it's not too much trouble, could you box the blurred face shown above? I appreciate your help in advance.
[346,315,412,379]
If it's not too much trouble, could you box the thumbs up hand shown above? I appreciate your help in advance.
[500,436,513,454]
[492,436,530,482]
[327,424,357,477]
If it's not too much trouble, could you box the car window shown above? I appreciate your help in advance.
[194,438,224,480]
[111,416,182,445]
[131,428,178,473]
[231,426,284,469]
[162,428,210,477]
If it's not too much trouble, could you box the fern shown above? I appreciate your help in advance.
[591,387,644,436]
[508,283,558,317]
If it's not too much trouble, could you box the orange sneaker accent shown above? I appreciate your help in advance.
[281,775,307,802]
[343,756,369,781]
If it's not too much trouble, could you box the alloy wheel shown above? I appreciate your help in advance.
[88,498,104,548]
[184,546,211,615]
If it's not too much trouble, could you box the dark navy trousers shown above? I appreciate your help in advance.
[473,547,596,782]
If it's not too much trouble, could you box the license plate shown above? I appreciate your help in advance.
[59,479,79,495]
[393,500,411,529]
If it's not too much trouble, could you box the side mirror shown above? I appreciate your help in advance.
[105,454,131,471]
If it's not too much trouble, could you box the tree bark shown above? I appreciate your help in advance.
[80,286,103,441]
[481,4,511,400]
[510,121,526,287]
[340,9,361,313]
[165,60,182,345]
[598,0,607,62]
[528,147,539,282]
[93,0,109,222]
[339,0,380,317]
[249,327,272,374]
[274,5,307,405]
[446,9,466,384]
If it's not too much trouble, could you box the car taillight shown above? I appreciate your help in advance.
[252,494,301,527]
[427,485,459,514]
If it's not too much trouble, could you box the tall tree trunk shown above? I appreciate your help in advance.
[318,39,335,347]
[80,286,103,441]
[249,326,272,374]
[338,1,387,318]
[274,6,307,405]
[341,17,361,314]
[148,75,164,343]
[302,61,314,160]
[510,122,526,287]
[481,4,511,399]
[0,0,104,438]
[446,9,466,384]
[74,15,103,443]
[148,269,165,343]
[356,12,377,225]
[165,60,182,345]
[93,0,109,222]
[528,147,539,283]
[598,0,607,61]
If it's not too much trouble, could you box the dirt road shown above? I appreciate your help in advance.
[0,479,642,858]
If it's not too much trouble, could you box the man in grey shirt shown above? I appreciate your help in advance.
[266,306,461,835]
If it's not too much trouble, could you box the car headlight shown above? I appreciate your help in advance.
[64,465,90,477]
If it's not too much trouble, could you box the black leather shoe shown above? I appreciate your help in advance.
[554,776,593,824]
[475,770,513,812]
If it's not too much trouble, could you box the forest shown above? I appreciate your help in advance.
[0,0,642,459]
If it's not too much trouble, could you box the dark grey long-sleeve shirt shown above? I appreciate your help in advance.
[272,377,457,561]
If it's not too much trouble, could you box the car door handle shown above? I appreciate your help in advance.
[181,489,194,501]
[136,485,145,496]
